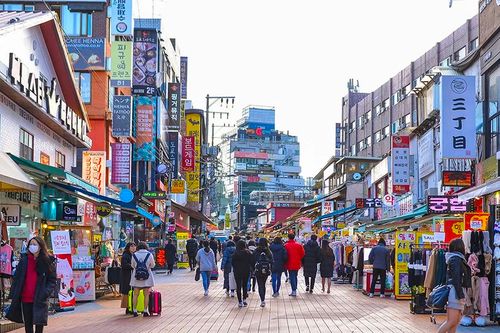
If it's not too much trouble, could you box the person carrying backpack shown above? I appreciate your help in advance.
[254,238,273,307]
[130,242,156,317]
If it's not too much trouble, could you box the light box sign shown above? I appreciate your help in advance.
[111,41,133,87]
[112,95,132,137]
[442,171,473,187]
[110,0,133,36]
[133,97,156,161]
[168,132,179,176]
[185,113,202,203]
[391,135,410,194]
[171,179,185,194]
[440,75,477,159]
[0,204,21,226]
[182,136,195,172]
[132,29,157,95]
[111,143,131,184]
[82,151,106,195]
[167,83,180,131]
[322,201,334,215]
[427,195,474,214]
[66,37,105,71]
[180,57,188,99]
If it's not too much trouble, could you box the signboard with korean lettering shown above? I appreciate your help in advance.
[111,41,133,87]
[82,151,106,195]
[391,135,410,194]
[167,83,180,131]
[418,130,434,178]
[395,231,415,299]
[133,97,156,161]
[110,0,133,36]
[111,143,131,184]
[335,123,341,149]
[180,57,188,99]
[427,196,474,214]
[464,212,489,231]
[440,75,477,159]
[132,29,157,95]
[112,96,132,137]
[182,136,195,171]
[442,171,473,187]
[51,230,71,255]
[357,198,383,208]
[444,219,464,242]
[168,132,179,176]
[171,179,185,194]
[321,201,334,215]
[185,113,202,203]
[62,203,78,222]
[66,37,105,71]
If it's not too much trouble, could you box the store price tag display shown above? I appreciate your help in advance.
[51,230,71,255]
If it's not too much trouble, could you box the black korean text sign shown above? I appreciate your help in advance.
[427,195,473,214]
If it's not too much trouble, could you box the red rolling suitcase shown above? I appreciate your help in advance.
[148,290,162,316]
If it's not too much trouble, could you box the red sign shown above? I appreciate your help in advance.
[136,103,153,144]
[111,143,131,184]
[442,171,473,187]
[155,248,166,269]
[182,136,195,171]
[444,219,464,242]
[234,151,268,159]
[464,212,489,231]
[391,135,410,194]
[56,254,76,310]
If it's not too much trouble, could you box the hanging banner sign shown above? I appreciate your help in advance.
[132,29,157,95]
[66,37,105,71]
[111,143,131,184]
[464,212,489,231]
[112,96,132,137]
[180,56,188,99]
[182,136,195,171]
[110,0,133,36]
[51,230,71,255]
[442,171,473,187]
[168,132,179,176]
[167,83,180,131]
[391,135,410,194]
[395,231,415,300]
[185,113,202,203]
[111,41,133,87]
[321,201,334,215]
[82,151,106,195]
[134,97,156,161]
[427,195,474,214]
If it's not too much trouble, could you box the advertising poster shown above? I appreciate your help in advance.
[440,76,476,159]
[66,37,105,71]
[133,97,156,161]
[176,231,189,268]
[56,254,76,310]
[112,95,132,137]
[464,212,489,231]
[443,219,464,242]
[82,151,106,195]
[167,83,180,131]
[155,247,166,270]
[185,113,202,203]
[395,231,415,299]
[110,0,133,36]
[51,230,71,255]
[111,41,133,87]
[73,270,96,301]
[180,56,188,99]
[132,29,157,95]
[391,135,410,194]
[111,143,131,184]
[321,201,334,215]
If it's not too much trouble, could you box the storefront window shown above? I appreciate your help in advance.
[56,151,66,169]
[74,72,91,103]
[60,5,92,37]
[486,64,500,158]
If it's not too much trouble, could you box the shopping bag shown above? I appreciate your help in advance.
[105,260,121,285]
[210,268,219,280]
[426,285,450,309]
[385,272,394,290]
[195,267,201,281]
[128,289,145,313]
[229,271,236,290]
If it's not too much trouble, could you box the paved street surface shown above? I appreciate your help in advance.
[11,269,498,333]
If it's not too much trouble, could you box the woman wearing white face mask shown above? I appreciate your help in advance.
[7,237,57,333]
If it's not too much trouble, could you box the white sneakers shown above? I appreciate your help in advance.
[260,301,266,307]
[230,291,235,298]
[204,290,208,296]
[369,293,374,298]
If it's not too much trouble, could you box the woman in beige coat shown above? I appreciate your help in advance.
[130,242,155,316]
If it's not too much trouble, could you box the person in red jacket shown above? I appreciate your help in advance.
[284,233,305,296]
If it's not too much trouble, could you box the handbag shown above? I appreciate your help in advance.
[105,260,121,285]
[426,284,450,309]
[195,267,201,281]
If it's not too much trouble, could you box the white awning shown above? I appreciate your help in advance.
[0,152,37,192]
[456,178,500,201]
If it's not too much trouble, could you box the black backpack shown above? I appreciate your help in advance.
[133,253,150,281]
[255,251,271,276]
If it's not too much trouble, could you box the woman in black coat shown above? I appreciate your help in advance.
[269,237,288,297]
[7,237,57,333]
[319,239,335,293]
[165,238,177,274]
[302,234,321,293]
[119,242,136,314]
[231,240,255,307]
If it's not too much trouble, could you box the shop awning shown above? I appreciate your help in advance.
[172,201,212,224]
[8,153,98,194]
[0,152,37,191]
[365,205,428,231]
[312,205,357,224]
[457,178,500,201]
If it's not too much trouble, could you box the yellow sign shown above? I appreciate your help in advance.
[185,113,202,203]
[93,234,102,243]
[171,179,185,194]
[483,156,498,183]
[176,231,190,269]
[395,231,415,299]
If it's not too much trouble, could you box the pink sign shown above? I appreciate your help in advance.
[182,136,195,171]
[111,143,131,184]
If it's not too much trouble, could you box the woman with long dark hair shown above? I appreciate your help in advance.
[319,239,335,293]
[254,238,273,307]
[119,242,136,314]
[7,236,57,333]
[437,238,471,333]
[231,240,254,308]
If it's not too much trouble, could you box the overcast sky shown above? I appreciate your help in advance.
[135,0,478,178]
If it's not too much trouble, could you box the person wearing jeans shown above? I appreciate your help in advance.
[196,241,217,296]
[368,238,390,297]
[284,233,305,297]
[270,236,288,297]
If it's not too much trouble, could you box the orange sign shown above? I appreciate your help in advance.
[442,171,473,187]
[40,152,50,165]
[82,151,106,195]
[464,212,489,231]
[444,219,464,242]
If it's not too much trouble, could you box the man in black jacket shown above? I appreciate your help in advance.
[209,237,219,262]
[186,237,199,271]
[302,234,321,293]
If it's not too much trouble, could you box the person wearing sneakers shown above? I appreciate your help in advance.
[221,238,236,297]
[368,238,390,298]
[319,239,335,293]
[196,240,217,296]
[231,240,255,308]
[284,233,305,297]
[270,237,288,297]
[303,234,321,293]
[254,238,273,307]
[130,242,156,317]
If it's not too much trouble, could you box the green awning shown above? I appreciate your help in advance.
[8,153,98,194]
[366,205,428,230]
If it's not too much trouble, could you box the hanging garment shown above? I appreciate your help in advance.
[484,253,492,275]
[463,230,472,254]
[478,277,490,316]
[467,253,480,275]
[0,243,13,276]
[482,231,492,254]
[471,276,481,313]
[470,231,480,254]
[424,250,437,294]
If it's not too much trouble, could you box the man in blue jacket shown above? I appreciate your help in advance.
[368,238,390,298]
[221,240,236,297]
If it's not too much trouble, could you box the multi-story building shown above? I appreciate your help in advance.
[219,106,305,231]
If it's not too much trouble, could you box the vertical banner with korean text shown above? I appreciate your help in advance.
[112,95,132,137]
[182,136,195,172]
[440,75,476,159]
[167,83,180,131]
[395,231,415,299]
[133,97,156,161]
[111,41,132,87]
[185,113,201,203]
[180,57,188,99]
[82,151,106,195]
[110,0,133,36]
[391,135,410,195]
[111,143,131,184]
[168,132,179,177]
